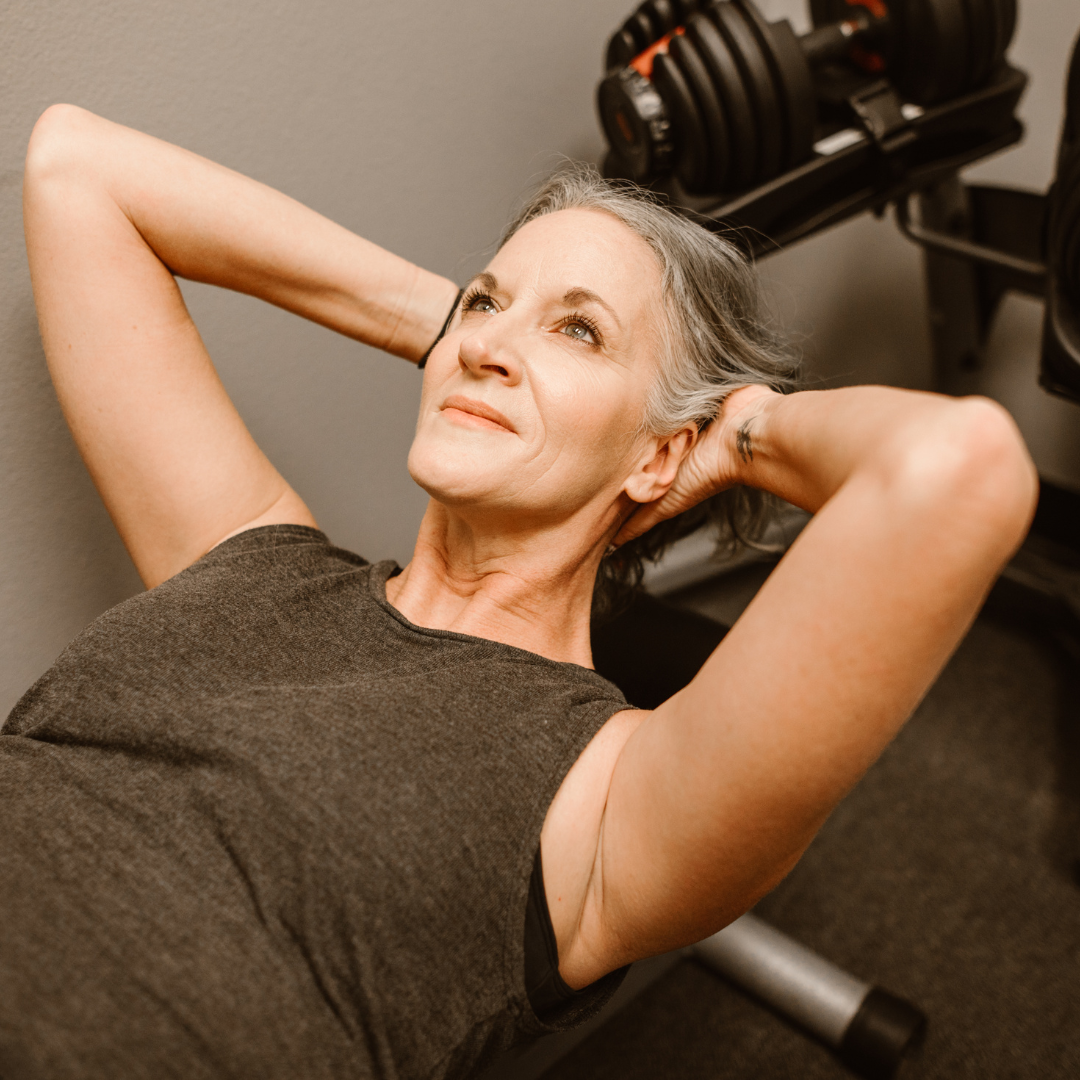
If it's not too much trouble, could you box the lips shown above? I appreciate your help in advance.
[440,395,516,433]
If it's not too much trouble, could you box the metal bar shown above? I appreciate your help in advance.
[915,177,989,396]
[895,193,1048,281]
[692,912,870,1047]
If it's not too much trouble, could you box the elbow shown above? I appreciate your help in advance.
[899,396,1038,560]
[950,397,1038,545]
[24,104,100,190]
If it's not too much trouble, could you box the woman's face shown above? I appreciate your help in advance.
[408,208,668,535]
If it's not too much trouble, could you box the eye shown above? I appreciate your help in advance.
[463,292,498,315]
[562,321,595,343]
[558,314,602,347]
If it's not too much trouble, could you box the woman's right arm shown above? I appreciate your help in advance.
[544,384,1038,987]
[23,105,458,588]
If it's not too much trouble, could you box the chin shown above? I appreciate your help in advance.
[407,430,515,509]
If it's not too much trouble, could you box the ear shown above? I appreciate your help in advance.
[622,425,698,505]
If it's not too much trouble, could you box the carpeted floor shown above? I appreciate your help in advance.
[542,567,1080,1080]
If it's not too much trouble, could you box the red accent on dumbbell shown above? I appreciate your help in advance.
[843,0,888,18]
[850,44,886,73]
[630,26,686,79]
[841,0,888,74]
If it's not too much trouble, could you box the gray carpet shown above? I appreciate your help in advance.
[541,570,1080,1079]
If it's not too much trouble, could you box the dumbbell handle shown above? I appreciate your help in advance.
[800,10,890,68]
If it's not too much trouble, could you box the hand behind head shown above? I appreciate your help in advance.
[613,384,778,547]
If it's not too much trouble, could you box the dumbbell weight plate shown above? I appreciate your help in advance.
[984,0,1004,81]
[943,0,974,99]
[629,9,659,51]
[809,1,897,73]
[894,0,970,105]
[686,12,759,191]
[736,1,814,172]
[606,29,640,72]
[1065,27,1080,144]
[649,0,681,34]
[732,0,790,169]
[767,18,817,169]
[959,0,993,90]
[999,0,1017,56]
[985,0,1017,79]
[652,51,711,192]
[712,1,785,181]
[670,33,731,191]
[635,1,664,39]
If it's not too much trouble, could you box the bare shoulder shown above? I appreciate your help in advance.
[538,707,645,986]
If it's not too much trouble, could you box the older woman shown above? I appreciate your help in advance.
[4,104,1035,1079]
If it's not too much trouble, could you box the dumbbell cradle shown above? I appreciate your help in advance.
[599,0,1017,196]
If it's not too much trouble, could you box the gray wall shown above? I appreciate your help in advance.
[1,0,1077,716]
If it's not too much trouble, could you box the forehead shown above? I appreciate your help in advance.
[489,208,661,307]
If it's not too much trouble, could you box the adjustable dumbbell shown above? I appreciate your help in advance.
[598,0,1017,195]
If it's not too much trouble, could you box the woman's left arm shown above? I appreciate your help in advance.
[545,384,1037,987]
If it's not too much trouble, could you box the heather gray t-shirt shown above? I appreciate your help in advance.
[0,525,629,1080]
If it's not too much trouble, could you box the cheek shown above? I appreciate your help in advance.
[538,367,644,474]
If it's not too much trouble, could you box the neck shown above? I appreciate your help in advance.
[384,499,621,666]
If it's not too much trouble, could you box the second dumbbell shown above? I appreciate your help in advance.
[598,0,1016,195]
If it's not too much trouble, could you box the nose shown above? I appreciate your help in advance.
[457,318,523,385]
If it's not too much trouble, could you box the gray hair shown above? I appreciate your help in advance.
[501,164,800,618]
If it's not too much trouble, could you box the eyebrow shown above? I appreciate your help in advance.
[561,287,622,331]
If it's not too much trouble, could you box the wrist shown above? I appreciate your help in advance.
[381,269,461,362]
[720,385,780,485]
